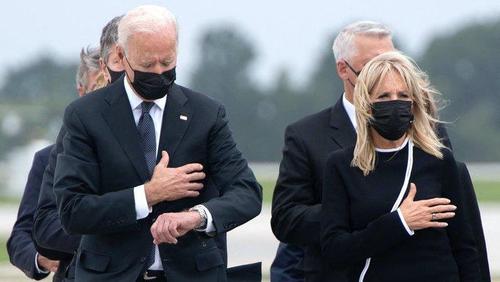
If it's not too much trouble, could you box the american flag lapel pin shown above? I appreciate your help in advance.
[180,114,188,121]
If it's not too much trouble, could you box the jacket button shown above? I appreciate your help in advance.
[140,257,146,263]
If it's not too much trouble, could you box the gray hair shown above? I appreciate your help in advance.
[118,5,178,54]
[332,21,392,62]
[100,15,123,64]
[76,46,101,88]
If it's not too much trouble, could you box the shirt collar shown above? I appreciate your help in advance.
[123,76,167,111]
[342,92,357,130]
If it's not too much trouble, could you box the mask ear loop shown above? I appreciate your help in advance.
[409,101,415,124]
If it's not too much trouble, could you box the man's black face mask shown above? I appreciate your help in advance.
[125,56,176,100]
[370,100,414,141]
[107,67,124,83]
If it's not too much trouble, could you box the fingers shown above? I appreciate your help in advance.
[184,191,200,198]
[186,182,203,190]
[429,204,457,213]
[431,212,455,221]
[179,163,204,174]
[421,197,451,207]
[158,150,170,168]
[168,222,180,244]
[49,262,59,272]
[425,221,449,228]
[151,214,181,245]
[186,171,206,182]
[405,183,417,201]
[151,220,160,244]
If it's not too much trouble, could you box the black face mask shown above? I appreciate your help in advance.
[106,66,124,83]
[125,56,176,100]
[370,100,414,141]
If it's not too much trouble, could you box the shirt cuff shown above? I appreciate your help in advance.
[134,185,152,220]
[397,208,415,236]
[195,205,216,233]
[34,253,50,274]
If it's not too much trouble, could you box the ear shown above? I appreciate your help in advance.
[99,58,105,70]
[77,85,85,97]
[99,58,111,83]
[337,60,349,81]
[116,45,125,61]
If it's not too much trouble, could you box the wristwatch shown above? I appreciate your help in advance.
[189,205,208,230]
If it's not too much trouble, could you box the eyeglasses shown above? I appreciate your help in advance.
[344,60,361,76]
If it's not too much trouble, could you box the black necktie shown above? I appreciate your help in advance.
[137,102,157,270]
[137,102,156,176]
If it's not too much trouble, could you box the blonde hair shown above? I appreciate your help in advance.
[352,51,445,175]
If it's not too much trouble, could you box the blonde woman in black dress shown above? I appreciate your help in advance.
[321,51,480,282]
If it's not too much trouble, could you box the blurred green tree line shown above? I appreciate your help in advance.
[1,19,499,161]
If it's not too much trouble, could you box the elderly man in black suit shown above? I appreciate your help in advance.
[52,5,261,282]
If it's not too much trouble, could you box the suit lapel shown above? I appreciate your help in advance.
[102,78,150,182]
[329,97,357,148]
[157,84,192,162]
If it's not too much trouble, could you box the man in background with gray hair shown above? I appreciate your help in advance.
[271,21,394,282]
[53,5,261,282]
[7,44,109,282]
[76,47,105,96]
[32,14,129,282]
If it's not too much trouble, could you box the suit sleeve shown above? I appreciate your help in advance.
[456,162,490,281]
[320,153,412,267]
[53,105,138,235]
[33,127,81,258]
[202,105,263,234]
[441,153,481,281]
[7,150,50,280]
[271,125,321,245]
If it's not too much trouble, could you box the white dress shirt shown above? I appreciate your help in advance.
[124,78,215,270]
[342,92,357,130]
[342,93,413,236]
[34,253,49,274]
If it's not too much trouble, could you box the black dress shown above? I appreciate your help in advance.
[321,139,480,282]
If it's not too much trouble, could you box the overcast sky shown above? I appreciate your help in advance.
[2,0,500,87]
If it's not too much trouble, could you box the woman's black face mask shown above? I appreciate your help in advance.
[370,100,414,141]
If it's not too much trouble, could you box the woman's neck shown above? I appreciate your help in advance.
[371,128,408,149]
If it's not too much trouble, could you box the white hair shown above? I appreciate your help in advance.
[76,46,101,88]
[117,5,178,54]
[332,21,392,62]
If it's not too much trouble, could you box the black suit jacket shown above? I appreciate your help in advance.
[457,162,491,282]
[7,145,52,280]
[53,77,262,282]
[271,161,492,282]
[271,98,355,281]
[34,127,81,282]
